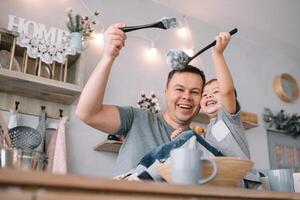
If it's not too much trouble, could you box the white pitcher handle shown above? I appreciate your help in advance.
[198,158,217,184]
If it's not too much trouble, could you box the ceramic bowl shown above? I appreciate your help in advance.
[156,157,254,187]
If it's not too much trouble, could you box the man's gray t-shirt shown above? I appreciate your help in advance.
[204,102,250,159]
[113,106,175,176]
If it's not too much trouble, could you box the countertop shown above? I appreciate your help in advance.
[0,168,300,200]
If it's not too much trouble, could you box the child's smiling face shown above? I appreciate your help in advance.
[200,80,221,118]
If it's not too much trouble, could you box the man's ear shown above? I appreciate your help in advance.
[199,104,202,112]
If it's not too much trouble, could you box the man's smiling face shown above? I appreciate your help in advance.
[164,72,203,127]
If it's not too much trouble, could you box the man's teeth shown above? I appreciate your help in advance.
[178,104,192,109]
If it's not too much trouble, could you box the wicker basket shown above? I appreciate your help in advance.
[156,157,254,187]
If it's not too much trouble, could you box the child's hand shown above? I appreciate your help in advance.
[191,125,205,136]
[213,32,231,54]
[170,128,184,140]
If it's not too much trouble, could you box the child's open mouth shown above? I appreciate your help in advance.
[206,100,217,106]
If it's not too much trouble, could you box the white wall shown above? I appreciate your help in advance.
[1,0,300,178]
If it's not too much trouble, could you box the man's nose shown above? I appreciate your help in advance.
[182,91,192,100]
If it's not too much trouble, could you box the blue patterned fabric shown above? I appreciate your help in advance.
[139,130,223,168]
[115,130,224,181]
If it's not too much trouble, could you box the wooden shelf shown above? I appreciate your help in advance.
[242,121,259,130]
[193,111,259,130]
[0,68,81,104]
[94,140,122,153]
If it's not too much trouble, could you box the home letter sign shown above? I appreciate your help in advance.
[7,14,68,44]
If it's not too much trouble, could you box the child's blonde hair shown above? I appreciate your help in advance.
[204,78,237,97]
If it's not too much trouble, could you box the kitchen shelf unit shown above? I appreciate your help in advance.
[0,28,84,119]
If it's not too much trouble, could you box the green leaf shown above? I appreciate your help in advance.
[68,12,75,32]
[75,14,83,32]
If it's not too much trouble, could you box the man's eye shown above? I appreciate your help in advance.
[191,91,200,95]
[176,88,184,92]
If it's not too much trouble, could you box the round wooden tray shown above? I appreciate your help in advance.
[274,73,299,102]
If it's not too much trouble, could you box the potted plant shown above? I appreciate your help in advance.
[66,8,100,50]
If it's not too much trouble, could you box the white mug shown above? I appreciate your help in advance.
[262,169,295,192]
[170,147,217,185]
[293,173,300,193]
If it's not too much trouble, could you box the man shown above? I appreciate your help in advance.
[76,23,205,175]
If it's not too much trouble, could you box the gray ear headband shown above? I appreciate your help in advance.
[166,28,238,70]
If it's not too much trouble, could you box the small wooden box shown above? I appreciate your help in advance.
[240,111,258,124]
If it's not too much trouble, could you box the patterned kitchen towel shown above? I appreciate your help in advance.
[0,111,12,147]
[46,116,68,174]
[8,109,18,129]
[35,109,47,152]
[0,126,4,148]
[45,121,59,152]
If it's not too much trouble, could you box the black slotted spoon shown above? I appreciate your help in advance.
[9,126,42,150]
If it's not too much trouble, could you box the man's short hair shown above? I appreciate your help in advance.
[166,65,206,89]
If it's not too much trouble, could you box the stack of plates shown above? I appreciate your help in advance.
[0,50,21,71]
